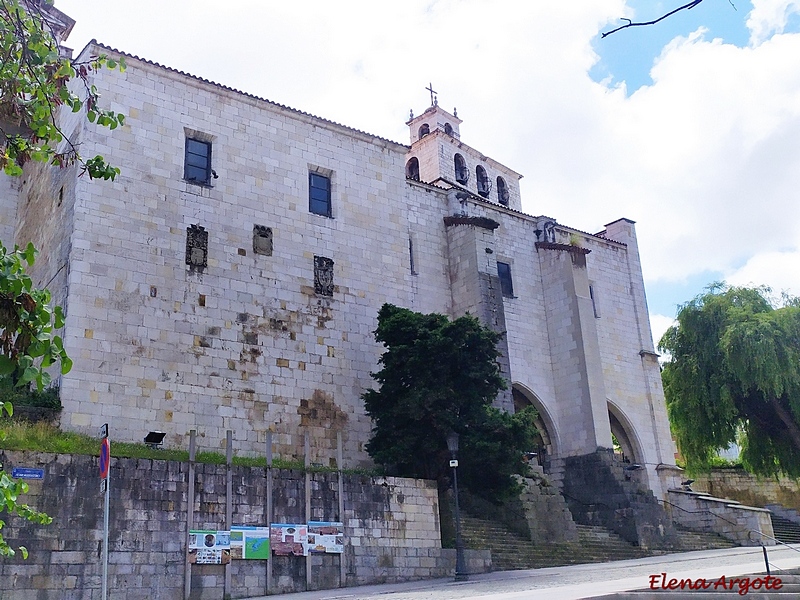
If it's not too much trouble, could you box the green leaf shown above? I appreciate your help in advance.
[2,402,12,417]
[0,356,15,376]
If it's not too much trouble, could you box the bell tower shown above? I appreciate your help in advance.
[404,91,523,211]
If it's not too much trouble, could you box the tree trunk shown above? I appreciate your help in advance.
[769,396,800,452]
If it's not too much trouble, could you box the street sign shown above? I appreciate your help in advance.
[11,467,44,480]
[449,459,458,468]
[99,423,108,438]
[101,478,107,493]
[99,437,110,479]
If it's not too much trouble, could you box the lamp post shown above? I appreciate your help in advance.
[447,431,468,581]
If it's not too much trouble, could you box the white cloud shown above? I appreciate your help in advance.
[649,313,676,350]
[747,0,800,44]
[724,249,800,297]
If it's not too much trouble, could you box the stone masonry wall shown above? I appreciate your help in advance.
[667,489,775,547]
[0,450,490,600]
[693,468,800,511]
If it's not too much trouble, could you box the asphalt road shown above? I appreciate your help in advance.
[244,546,800,600]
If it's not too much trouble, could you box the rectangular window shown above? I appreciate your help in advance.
[589,284,600,318]
[497,261,514,298]
[309,172,332,217]
[185,138,212,185]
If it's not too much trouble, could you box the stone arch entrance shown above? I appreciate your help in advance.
[512,385,559,460]
[607,401,644,466]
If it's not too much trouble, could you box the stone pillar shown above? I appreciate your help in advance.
[603,219,679,498]
[536,242,612,456]
[444,215,513,412]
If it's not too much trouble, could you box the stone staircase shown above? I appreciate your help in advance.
[461,515,648,570]
[593,569,800,598]
[672,524,738,551]
[770,515,800,544]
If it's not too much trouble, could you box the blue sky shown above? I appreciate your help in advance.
[592,1,754,92]
[58,0,800,344]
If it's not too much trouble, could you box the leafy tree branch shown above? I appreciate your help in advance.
[0,0,125,180]
[659,284,800,477]
[602,0,720,38]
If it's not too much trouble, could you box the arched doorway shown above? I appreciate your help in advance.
[607,402,644,466]
[512,385,559,463]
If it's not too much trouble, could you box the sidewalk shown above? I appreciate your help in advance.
[243,546,800,600]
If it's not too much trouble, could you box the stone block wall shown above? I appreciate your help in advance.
[693,468,800,511]
[666,489,774,546]
[0,450,490,600]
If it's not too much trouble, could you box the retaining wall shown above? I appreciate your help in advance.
[0,451,490,599]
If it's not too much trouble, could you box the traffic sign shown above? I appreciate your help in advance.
[99,437,110,479]
[99,423,108,438]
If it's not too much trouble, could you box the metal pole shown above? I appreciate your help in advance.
[452,465,467,581]
[185,430,196,600]
[225,430,233,598]
[762,544,770,576]
[102,439,110,600]
[266,430,273,596]
[305,432,311,591]
[337,432,345,587]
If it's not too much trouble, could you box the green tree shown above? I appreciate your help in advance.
[0,0,125,179]
[659,284,800,476]
[0,0,114,557]
[363,304,538,501]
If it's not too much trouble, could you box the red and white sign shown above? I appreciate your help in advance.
[99,437,110,479]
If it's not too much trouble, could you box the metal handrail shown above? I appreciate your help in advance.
[660,497,800,576]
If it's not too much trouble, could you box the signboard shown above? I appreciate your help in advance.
[270,524,308,556]
[188,530,231,564]
[230,526,270,560]
[307,521,344,554]
[11,467,44,480]
[99,437,110,479]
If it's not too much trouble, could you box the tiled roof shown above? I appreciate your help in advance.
[88,41,409,149]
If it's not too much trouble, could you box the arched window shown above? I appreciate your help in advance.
[497,176,509,205]
[454,154,468,184]
[418,124,430,138]
[406,157,420,181]
[444,123,453,136]
[476,165,491,197]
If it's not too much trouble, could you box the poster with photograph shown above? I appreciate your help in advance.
[307,521,344,554]
[230,525,271,560]
[188,530,231,564]
[270,524,308,556]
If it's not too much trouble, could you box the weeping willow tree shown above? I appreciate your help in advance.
[659,285,800,476]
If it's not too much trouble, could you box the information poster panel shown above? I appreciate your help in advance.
[270,524,307,556]
[231,525,270,560]
[188,530,231,564]
[307,521,344,554]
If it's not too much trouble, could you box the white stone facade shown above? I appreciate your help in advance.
[0,39,678,498]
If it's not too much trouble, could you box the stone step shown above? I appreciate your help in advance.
[461,515,647,570]
[771,515,800,543]
[673,525,738,551]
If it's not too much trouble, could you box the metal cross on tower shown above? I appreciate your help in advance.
[426,82,437,106]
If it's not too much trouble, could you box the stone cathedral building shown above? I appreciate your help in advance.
[0,7,680,508]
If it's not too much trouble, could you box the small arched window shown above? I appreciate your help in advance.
[454,154,468,184]
[418,124,430,138]
[406,157,420,181]
[497,177,509,205]
[476,165,491,198]
[444,123,453,136]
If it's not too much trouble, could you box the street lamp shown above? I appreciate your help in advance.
[447,431,468,581]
